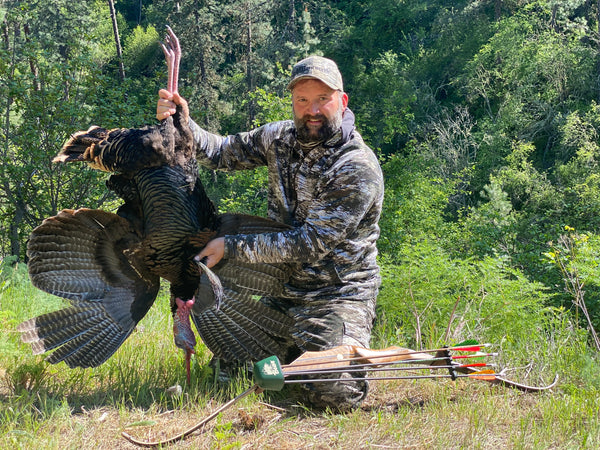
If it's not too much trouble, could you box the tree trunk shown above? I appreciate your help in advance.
[550,4,558,32]
[1,19,21,259]
[23,24,40,92]
[107,0,126,81]
[597,0,600,102]
[2,19,13,161]
[10,193,25,259]
[246,5,255,126]
[290,0,296,38]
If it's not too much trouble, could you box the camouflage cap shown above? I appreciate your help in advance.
[288,56,344,91]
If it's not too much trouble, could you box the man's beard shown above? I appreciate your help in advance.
[294,107,343,144]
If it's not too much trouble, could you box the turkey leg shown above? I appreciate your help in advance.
[161,26,181,94]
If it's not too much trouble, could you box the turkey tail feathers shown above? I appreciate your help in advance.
[17,306,133,368]
[20,208,160,368]
[193,288,293,362]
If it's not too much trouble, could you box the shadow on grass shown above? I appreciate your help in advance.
[2,354,438,430]
[1,356,245,418]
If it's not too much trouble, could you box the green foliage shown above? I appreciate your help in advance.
[545,228,600,349]
[283,7,320,59]
[353,51,415,153]
[378,152,457,258]
[377,242,554,348]
[0,260,63,362]
[376,241,591,388]
[246,81,292,128]
[453,141,559,267]
[122,25,162,77]
[211,167,269,217]
[492,142,558,213]
[453,180,517,258]
[461,8,596,158]
[0,1,131,258]
[553,104,600,232]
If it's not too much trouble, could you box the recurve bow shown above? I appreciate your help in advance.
[265,343,558,393]
[122,342,558,447]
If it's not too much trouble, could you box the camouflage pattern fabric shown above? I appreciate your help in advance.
[263,293,376,410]
[189,109,383,409]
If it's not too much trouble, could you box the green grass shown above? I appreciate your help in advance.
[1,261,600,449]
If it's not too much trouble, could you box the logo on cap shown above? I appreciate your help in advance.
[288,56,343,91]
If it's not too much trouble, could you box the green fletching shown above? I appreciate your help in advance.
[455,339,479,347]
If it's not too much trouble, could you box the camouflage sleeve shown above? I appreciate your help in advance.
[224,149,383,264]
[188,118,274,171]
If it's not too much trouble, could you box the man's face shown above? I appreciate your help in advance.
[292,79,349,143]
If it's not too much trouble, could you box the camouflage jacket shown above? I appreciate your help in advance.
[189,109,384,301]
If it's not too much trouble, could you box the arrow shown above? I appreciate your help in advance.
[282,370,499,384]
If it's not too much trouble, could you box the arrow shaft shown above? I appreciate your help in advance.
[282,372,497,384]
[283,348,496,374]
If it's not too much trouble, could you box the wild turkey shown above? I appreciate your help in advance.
[18,27,294,382]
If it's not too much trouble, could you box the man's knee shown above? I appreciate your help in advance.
[301,372,369,411]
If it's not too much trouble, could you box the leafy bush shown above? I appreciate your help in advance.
[545,228,600,349]
[378,152,456,259]
[375,239,592,387]
[377,241,555,348]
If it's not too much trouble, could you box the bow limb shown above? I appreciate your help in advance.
[464,368,559,392]
[434,349,559,393]
[121,384,262,447]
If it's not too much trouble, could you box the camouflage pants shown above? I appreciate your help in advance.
[264,283,378,410]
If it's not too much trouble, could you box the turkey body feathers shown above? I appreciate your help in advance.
[121,165,219,306]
